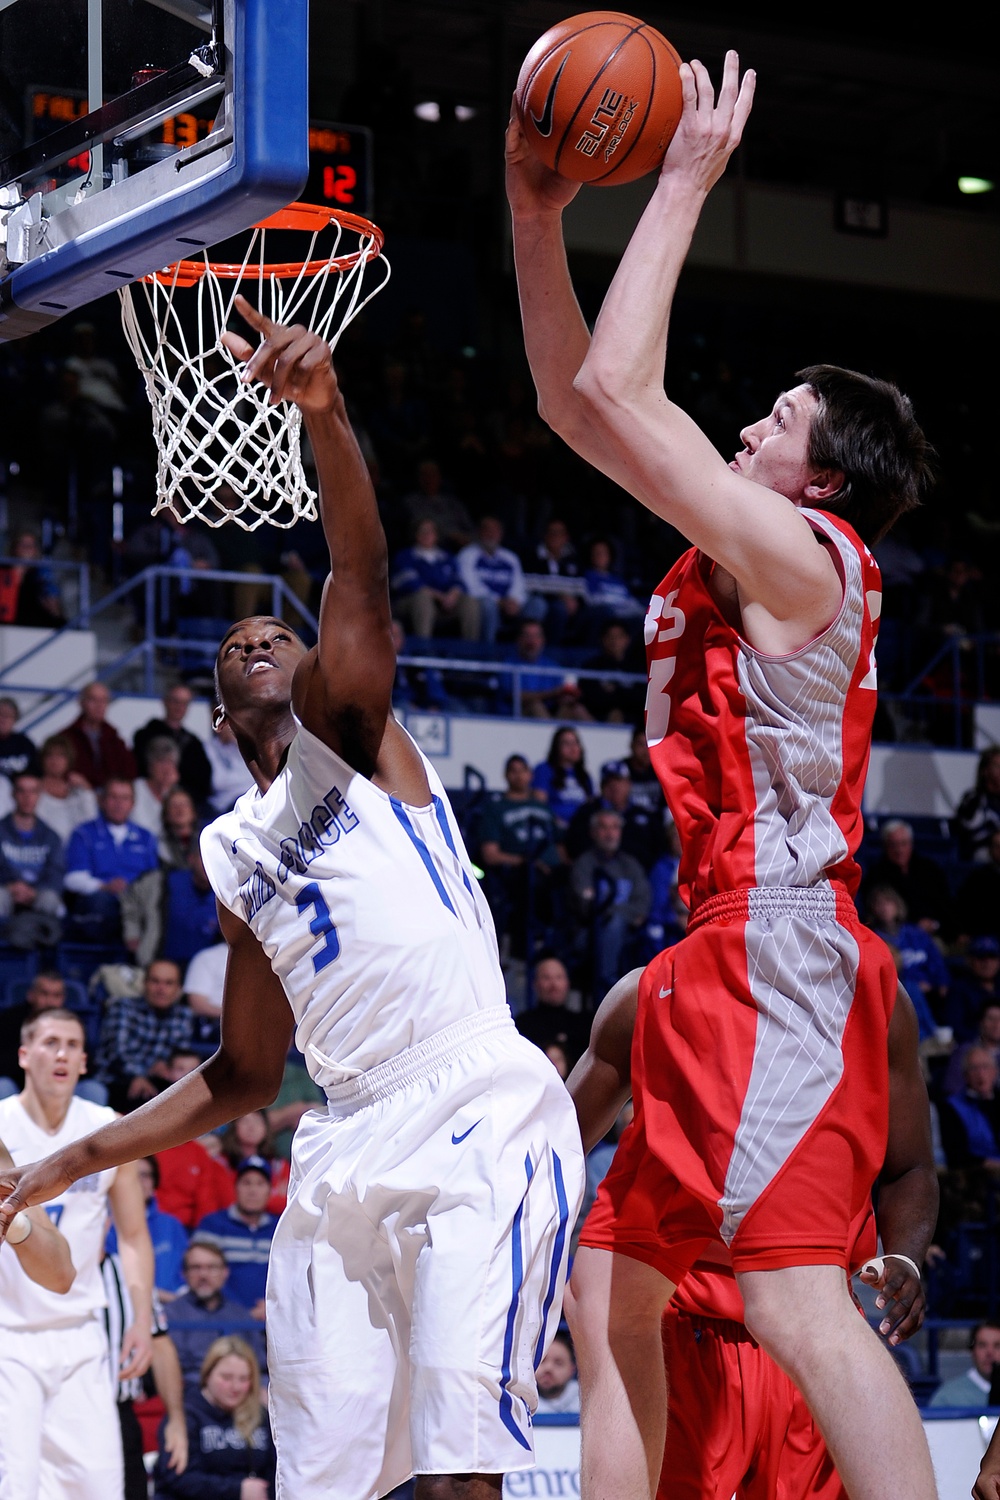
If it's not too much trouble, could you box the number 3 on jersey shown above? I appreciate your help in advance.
[644,589,686,747]
[297,882,341,973]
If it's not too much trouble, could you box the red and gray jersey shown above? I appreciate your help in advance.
[643,509,881,914]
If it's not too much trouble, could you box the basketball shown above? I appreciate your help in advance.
[514,11,683,187]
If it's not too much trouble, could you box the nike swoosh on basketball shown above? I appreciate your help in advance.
[659,986,672,998]
[452,1119,484,1145]
[530,55,569,137]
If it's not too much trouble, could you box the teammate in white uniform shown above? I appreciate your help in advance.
[0,1137,74,1294]
[0,1007,154,1500]
[0,301,585,1500]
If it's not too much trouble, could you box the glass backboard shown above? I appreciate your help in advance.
[0,0,309,340]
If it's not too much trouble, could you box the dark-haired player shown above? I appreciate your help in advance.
[507,47,936,1500]
[0,298,584,1500]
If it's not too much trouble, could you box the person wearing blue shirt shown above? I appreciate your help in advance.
[581,538,644,642]
[108,1156,189,1296]
[0,772,65,947]
[865,884,948,1040]
[64,777,159,944]
[166,1241,268,1387]
[457,517,532,643]
[390,518,479,640]
[195,1158,277,1317]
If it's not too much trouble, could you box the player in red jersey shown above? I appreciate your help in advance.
[507,47,936,1500]
[568,969,938,1500]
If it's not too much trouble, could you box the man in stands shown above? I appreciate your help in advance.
[64,777,158,944]
[63,681,136,791]
[133,683,213,808]
[166,1239,266,1387]
[0,771,64,948]
[195,1155,278,1319]
[97,960,198,1113]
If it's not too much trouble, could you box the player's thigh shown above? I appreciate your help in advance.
[39,1325,123,1500]
[0,1343,46,1500]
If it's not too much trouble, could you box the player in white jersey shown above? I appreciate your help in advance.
[0,1008,154,1500]
[0,1137,74,1294]
[0,299,585,1500]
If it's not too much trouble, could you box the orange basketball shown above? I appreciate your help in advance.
[515,12,683,186]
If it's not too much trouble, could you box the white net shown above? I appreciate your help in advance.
[118,206,390,530]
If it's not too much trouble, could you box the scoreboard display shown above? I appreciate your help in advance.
[27,89,373,218]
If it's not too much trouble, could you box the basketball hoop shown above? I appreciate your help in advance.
[118,202,390,530]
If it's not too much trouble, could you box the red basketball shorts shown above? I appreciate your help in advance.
[580,885,897,1282]
[659,1308,846,1500]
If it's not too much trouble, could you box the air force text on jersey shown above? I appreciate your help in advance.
[238,784,359,922]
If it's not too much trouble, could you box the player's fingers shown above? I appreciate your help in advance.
[688,60,714,115]
[730,69,756,144]
[220,329,255,363]
[232,292,276,335]
[677,60,698,118]
[717,50,741,109]
[268,334,330,402]
[242,323,307,387]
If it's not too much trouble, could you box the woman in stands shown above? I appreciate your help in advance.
[154,1335,275,1499]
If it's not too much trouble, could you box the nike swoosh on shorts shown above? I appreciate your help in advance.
[452,1119,484,1144]
[659,986,672,998]
[530,55,569,137]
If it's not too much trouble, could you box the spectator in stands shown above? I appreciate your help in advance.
[956,829,1000,942]
[523,518,582,644]
[502,620,584,719]
[0,970,69,1088]
[133,684,214,809]
[623,727,667,821]
[954,748,1000,863]
[532,727,593,829]
[390,518,480,641]
[861,817,954,936]
[195,1158,279,1319]
[64,320,129,422]
[571,809,651,998]
[479,754,561,959]
[401,456,475,550]
[0,530,65,627]
[203,717,255,816]
[123,845,221,970]
[581,537,645,639]
[154,1335,276,1499]
[865,885,948,1039]
[35,734,98,845]
[457,516,531,643]
[165,1243,267,1389]
[218,1114,290,1217]
[158,787,204,870]
[535,1329,579,1415]
[563,760,663,869]
[642,827,687,960]
[107,1156,188,1298]
[944,1003,1000,1094]
[516,956,592,1069]
[0,771,64,947]
[929,1322,1000,1408]
[940,1046,1000,1170]
[97,958,198,1112]
[947,936,1000,1043]
[131,737,182,837]
[183,940,227,1029]
[0,697,40,780]
[63,681,137,790]
[155,1129,233,1234]
[580,622,645,724]
[64,776,158,944]
[389,618,455,715]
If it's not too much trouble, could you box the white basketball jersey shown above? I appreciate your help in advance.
[0,1094,118,1329]
[200,719,507,1088]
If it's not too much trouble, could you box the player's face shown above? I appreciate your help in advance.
[19,1017,87,1094]
[973,1328,1000,1378]
[216,617,306,718]
[731,385,822,503]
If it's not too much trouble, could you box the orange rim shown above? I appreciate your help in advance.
[146,202,384,287]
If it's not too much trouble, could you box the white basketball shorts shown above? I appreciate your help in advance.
[265,1007,585,1500]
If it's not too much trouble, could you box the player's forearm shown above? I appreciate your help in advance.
[13,1210,75,1292]
[577,174,705,411]
[119,1232,155,1336]
[510,209,593,439]
[303,398,387,593]
[876,1165,940,1268]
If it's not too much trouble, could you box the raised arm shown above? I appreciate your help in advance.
[0,902,294,1235]
[221,298,398,775]
[566,968,640,1152]
[859,983,939,1346]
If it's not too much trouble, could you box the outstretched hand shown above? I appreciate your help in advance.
[505,100,581,220]
[859,1255,926,1345]
[220,294,340,414]
[658,49,755,196]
